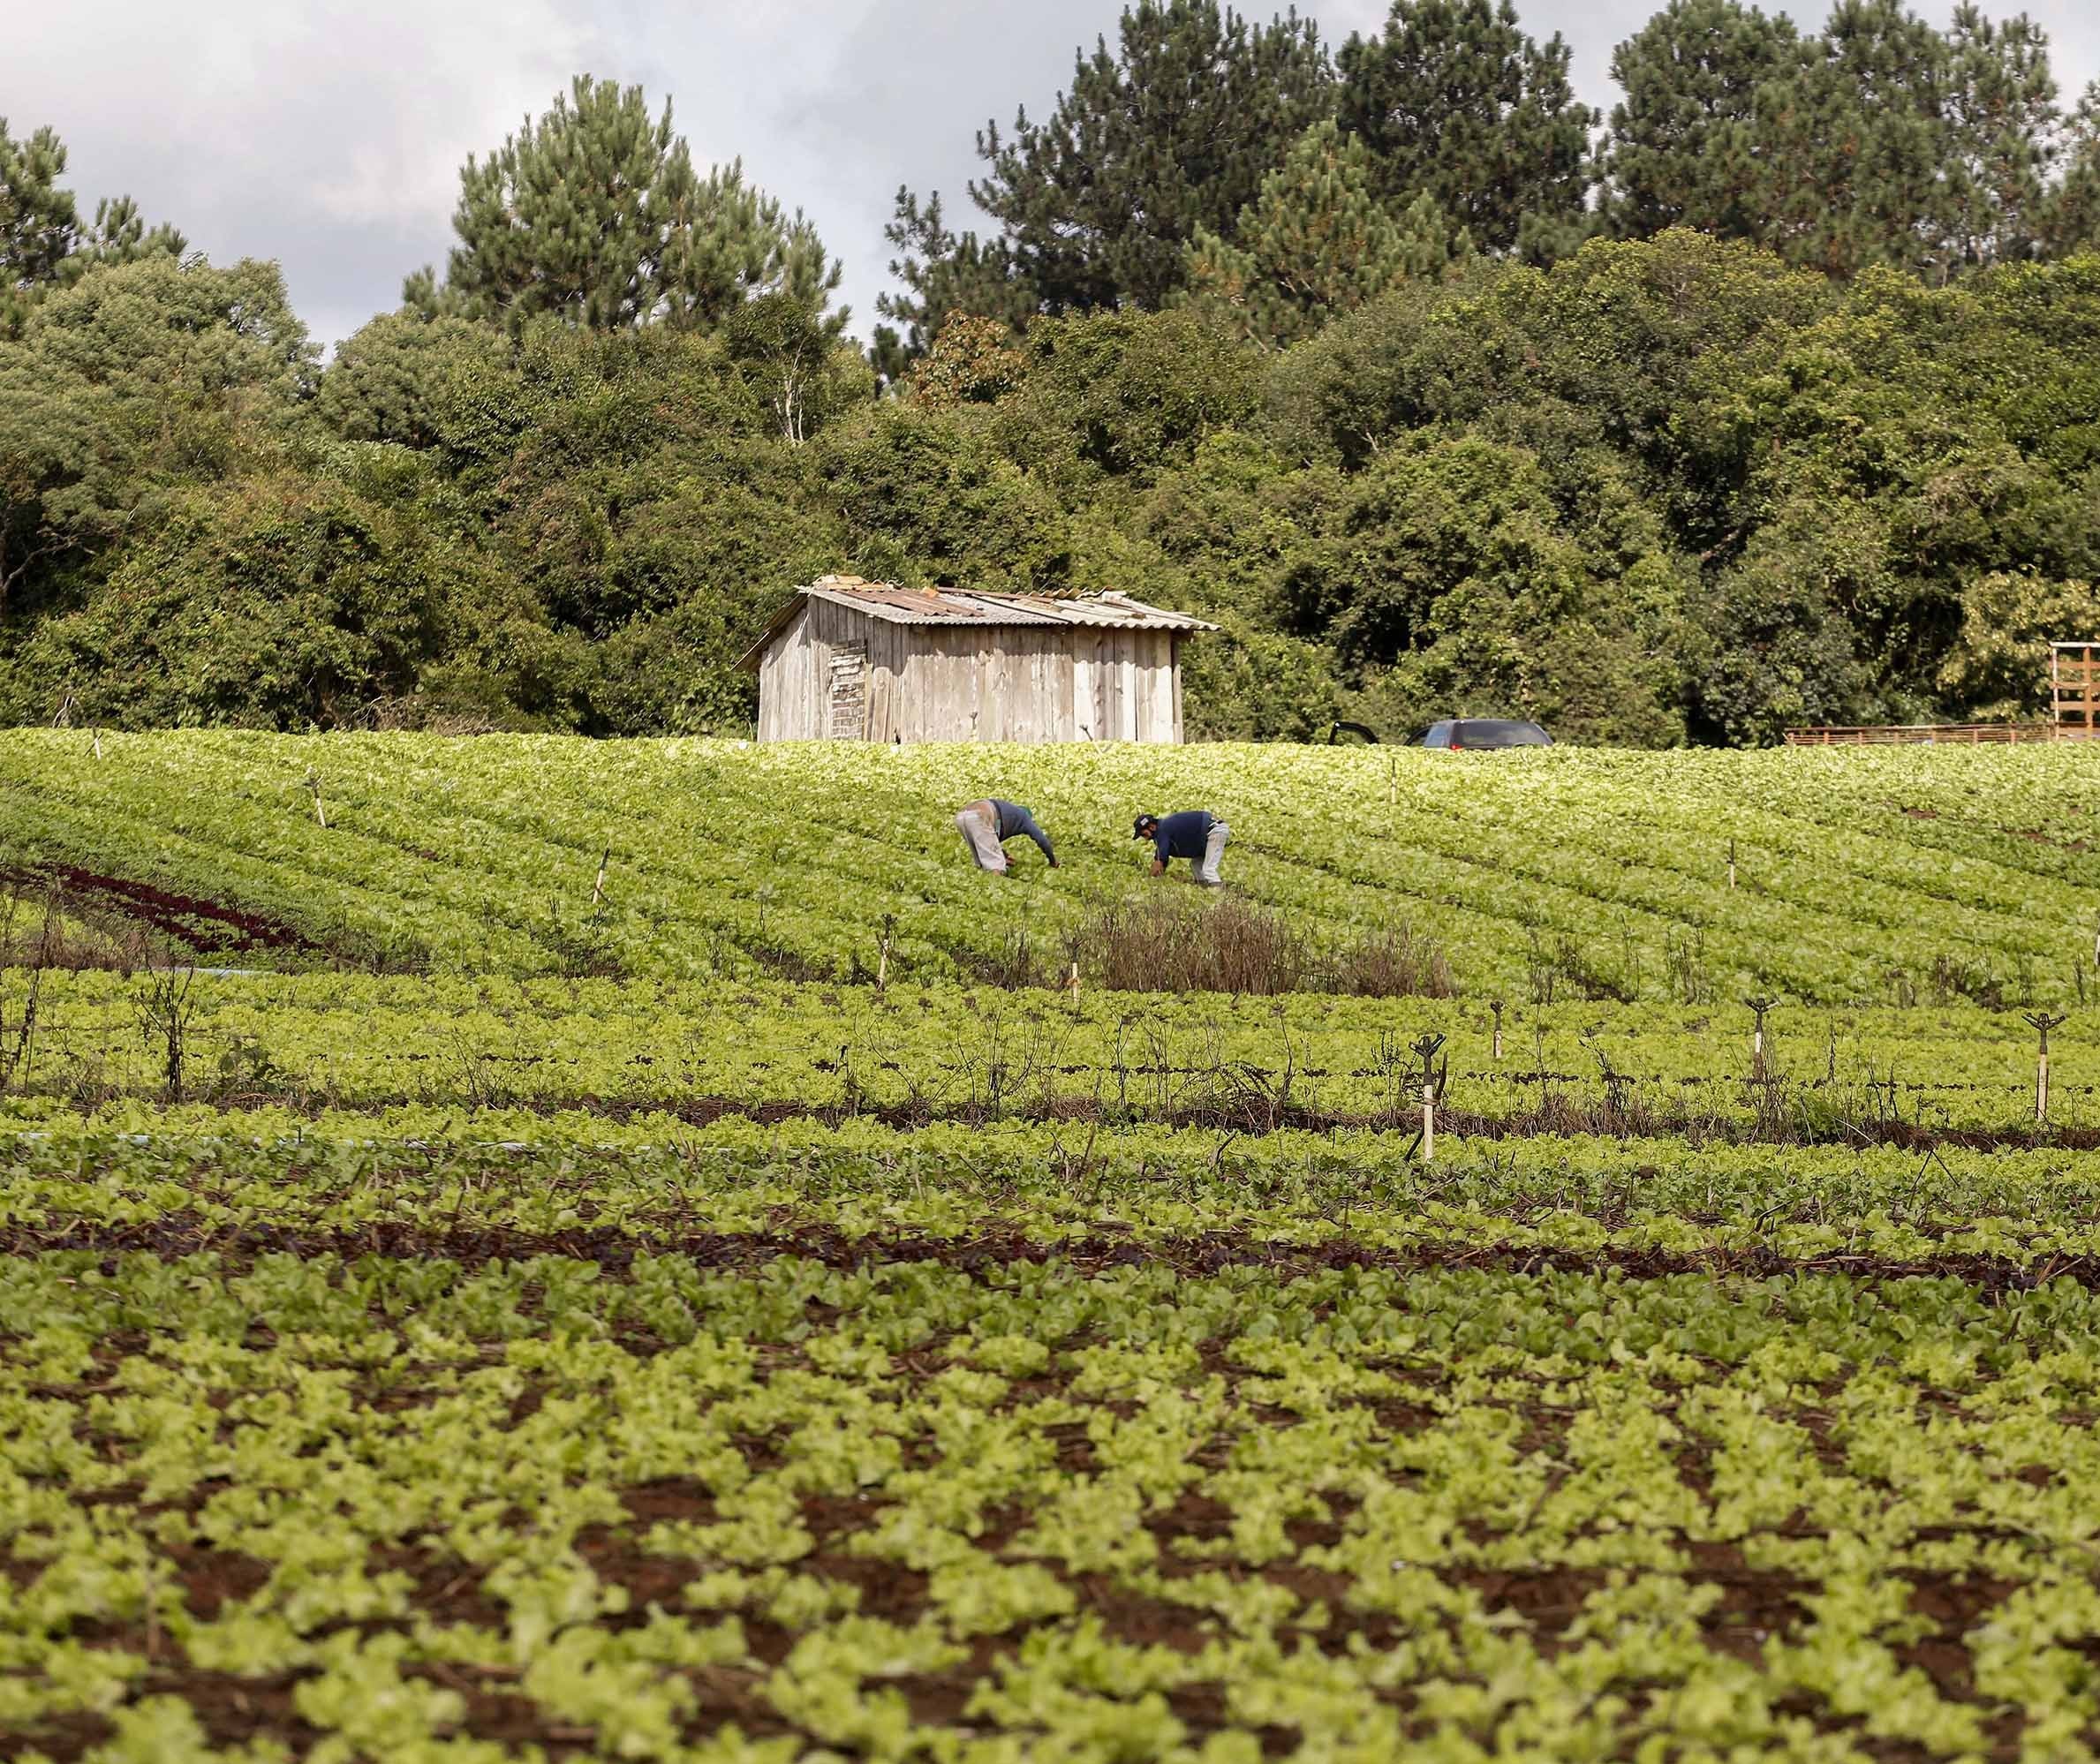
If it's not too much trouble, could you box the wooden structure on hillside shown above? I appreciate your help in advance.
[1784,638,2100,745]
[737,576,1215,743]
[1782,723,2052,746]
[2052,642,2100,741]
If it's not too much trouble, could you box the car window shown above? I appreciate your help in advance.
[1455,720,1551,747]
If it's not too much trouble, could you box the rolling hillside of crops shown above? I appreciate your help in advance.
[4,730,2096,1004]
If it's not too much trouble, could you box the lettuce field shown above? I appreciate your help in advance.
[7,734,2100,1760]
[4,730,2097,999]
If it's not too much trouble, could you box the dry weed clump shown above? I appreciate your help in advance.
[1326,923,1457,999]
[1070,893,1456,998]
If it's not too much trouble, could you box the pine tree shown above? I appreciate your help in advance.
[2,118,182,335]
[1754,0,1955,278]
[654,161,841,329]
[1335,0,1596,260]
[2046,83,2100,255]
[1607,0,2065,276]
[1,120,78,298]
[900,1,1333,325]
[1939,4,2059,270]
[876,189,1039,358]
[1599,0,1800,242]
[1183,120,1469,345]
[418,77,842,332]
[79,195,186,268]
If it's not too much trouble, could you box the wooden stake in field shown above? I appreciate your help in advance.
[1067,961,1081,1003]
[306,773,328,829]
[587,848,613,928]
[1747,996,1774,1080]
[1387,755,1397,808]
[1411,1032,1447,1165]
[90,728,102,761]
[876,913,895,992]
[2026,1012,2069,1123]
[1727,839,1738,890]
[1491,999,1505,1062]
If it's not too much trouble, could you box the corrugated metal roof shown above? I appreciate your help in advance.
[738,577,1215,668]
[808,582,996,621]
[797,577,1216,630]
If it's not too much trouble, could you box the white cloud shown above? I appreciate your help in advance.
[5,0,2096,351]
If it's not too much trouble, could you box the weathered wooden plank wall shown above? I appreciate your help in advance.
[753,602,1189,743]
[755,604,812,742]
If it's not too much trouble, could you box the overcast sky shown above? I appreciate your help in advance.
[11,0,2099,349]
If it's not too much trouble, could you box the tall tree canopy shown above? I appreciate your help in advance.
[1335,0,1596,260]
[1,117,185,335]
[1602,0,2068,275]
[0,255,310,616]
[877,192,1038,362]
[1756,0,1974,278]
[1938,4,2060,269]
[1183,119,1470,346]
[1600,0,1802,242]
[881,0,1333,339]
[2054,85,2100,253]
[411,77,842,333]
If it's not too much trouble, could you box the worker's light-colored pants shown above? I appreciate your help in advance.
[956,802,1008,873]
[1196,821,1230,886]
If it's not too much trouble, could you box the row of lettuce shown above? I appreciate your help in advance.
[6,968,2096,1131]
[5,1108,2100,1266]
[3,730,2096,1000]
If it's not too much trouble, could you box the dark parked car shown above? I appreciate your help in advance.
[1419,718,1553,750]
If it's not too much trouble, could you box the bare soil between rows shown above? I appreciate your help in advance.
[200,1085,2100,1153]
[5,1217,2089,1294]
[648,1092,2100,1154]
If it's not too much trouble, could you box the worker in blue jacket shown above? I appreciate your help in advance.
[1133,810,1229,886]
[956,798,1059,874]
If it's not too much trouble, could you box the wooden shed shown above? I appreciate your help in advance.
[737,576,1216,743]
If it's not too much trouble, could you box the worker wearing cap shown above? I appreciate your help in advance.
[956,799,1059,875]
[1133,810,1229,886]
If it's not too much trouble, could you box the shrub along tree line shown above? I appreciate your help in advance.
[4,3,2100,746]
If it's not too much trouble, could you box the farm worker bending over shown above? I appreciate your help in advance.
[1134,811,1229,886]
[956,799,1059,875]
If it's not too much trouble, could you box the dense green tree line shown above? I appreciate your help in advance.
[4,14,2100,748]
